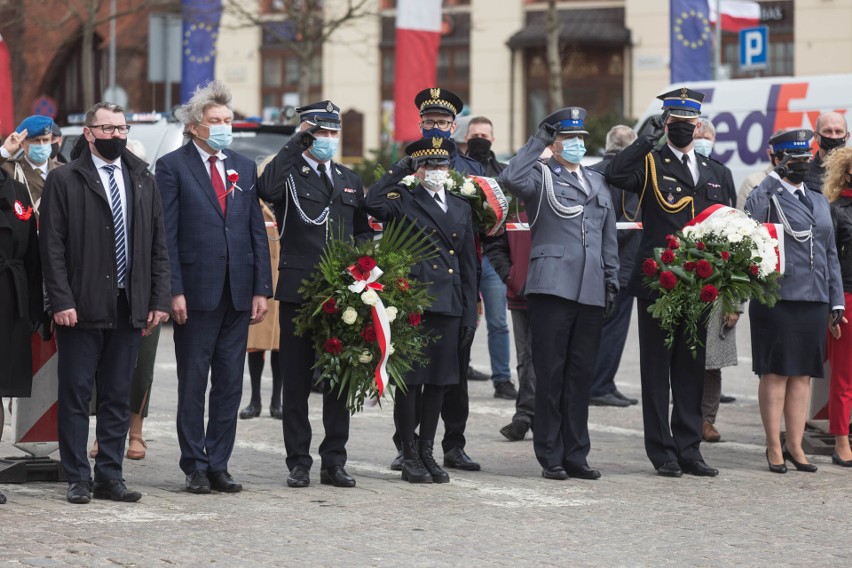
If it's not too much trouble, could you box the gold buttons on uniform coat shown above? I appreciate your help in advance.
[676,187,682,193]
[452,232,457,237]
[448,269,453,274]
[449,250,455,255]
[432,264,438,270]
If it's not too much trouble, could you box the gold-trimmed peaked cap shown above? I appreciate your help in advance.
[414,87,464,118]
[540,106,589,135]
[406,137,452,167]
[296,99,341,131]
[658,87,706,118]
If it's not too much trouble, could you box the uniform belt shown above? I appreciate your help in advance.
[0,256,24,272]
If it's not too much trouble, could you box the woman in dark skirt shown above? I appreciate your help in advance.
[365,137,478,484]
[0,168,43,504]
[744,129,844,474]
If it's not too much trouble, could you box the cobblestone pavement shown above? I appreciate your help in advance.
[2,312,851,567]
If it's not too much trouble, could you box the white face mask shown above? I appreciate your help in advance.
[423,169,448,190]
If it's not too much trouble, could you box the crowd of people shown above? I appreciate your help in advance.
[1,79,851,505]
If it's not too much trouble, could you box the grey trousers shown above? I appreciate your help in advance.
[510,309,536,425]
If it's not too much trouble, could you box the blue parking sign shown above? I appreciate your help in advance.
[740,26,768,69]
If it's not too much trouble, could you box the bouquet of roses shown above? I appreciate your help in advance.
[642,205,782,356]
[294,222,437,413]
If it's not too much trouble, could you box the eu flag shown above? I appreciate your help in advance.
[181,0,222,103]
[670,0,713,83]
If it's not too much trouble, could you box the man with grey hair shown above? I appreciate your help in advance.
[156,80,271,494]
[805,111,849,193]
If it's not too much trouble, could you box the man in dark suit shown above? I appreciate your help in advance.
[156,80,271,494]
[258,100,373,489]
[40,102,171,504]
[605,88,727,478]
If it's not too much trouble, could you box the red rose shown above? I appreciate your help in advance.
[324,338,342,355]
[684,261,696,272]
[720,251,730,261]
[361,324,377,343]
[407,312,421,326]
[642,259,659,277]
[397,278,410,291]
[227,170,239,184]
[659,271,678,290]
[357,256,377,273]
[321,297,338,314]
[750,264,760,276]
[696,259,713,279]
[666,235,680,250]
[700,284,719,303]
[660,249,675,264]
[696,241,706,251]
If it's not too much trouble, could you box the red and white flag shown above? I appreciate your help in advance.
[0,33,14,137]
[709,0,761,32]
[393,0,442,142]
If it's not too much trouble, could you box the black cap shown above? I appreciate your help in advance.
[769,129,814,158]
[51,123,62,137]
[540,106,589,135]
[658,87,705,118]
[296,100,341,131]
[414,87,463,118]
[406,137,452,166]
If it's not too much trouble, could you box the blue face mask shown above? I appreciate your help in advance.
[693,138,714,157]
[310,136,339,162]
[560,137,586,164]
[27,143,52,164]
[202,124,233,151]
[421,127,453,139]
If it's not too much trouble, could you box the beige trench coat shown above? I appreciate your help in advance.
[247,201,281,351]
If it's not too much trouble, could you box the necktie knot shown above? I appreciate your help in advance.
[681,154,689,166]
[433,192,442,203]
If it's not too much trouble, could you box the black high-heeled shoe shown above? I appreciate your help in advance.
[766,449,787,474]
[831,452,852,467]
[782,446,818,472]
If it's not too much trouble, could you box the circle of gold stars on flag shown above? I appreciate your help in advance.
[183,23,218,63]
[673,9,711,49]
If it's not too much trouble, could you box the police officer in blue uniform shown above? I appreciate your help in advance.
[365,137,478,483]
[498,107,619,480]
[605,88,728,478]
[258,100,373,489]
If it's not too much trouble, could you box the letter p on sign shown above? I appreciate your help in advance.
[740,26,768,70]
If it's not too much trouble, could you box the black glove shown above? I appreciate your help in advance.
[292,123,321,151]
[642,113,666,146]
[603,284,618,320]
[396,155,416,174]
[31,311,53,341]
[831,308,845,327]
[773,154,792,179]
[459,326,476,351]
[533,122,558,147]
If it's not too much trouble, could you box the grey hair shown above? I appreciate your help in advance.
[696,118,716,138]
[605,125,637,152]
[175,80,233,136]
[85,102,125,126]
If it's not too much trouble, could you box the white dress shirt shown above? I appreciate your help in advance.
[91,152,130,285]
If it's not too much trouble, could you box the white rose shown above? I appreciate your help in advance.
[402,175,417,187]
[358,350,373,364]
[385,306,398,322]
[445,177,456,190]
[460,180,476,196]
[361,289,379,306]
[341,307,358,325]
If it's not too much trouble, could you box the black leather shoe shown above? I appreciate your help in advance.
[590,392,630,407]
[542,466,568,480]
[209,470,243,493]
[766,449,787,474]
[566,464,602,480]
[443,447,481,471]
[612,388,638,405]
[287,465,311,488]
[270,405,283,420]
[493,381,518,400]
[185,471,212,494]
[390,449,404,471]
[499,420,530,441]
[656,461,683,477]
[239,403,261,420]
[66,481,92,504]
[719,393,737,404]
[679,459,719,477]
[93,479,142,502]
[832,452,852,467]
[467,366,489,381]
[782,446,818,472]
[320,465,356,488]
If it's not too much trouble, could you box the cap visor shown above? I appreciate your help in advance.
[307,119,341,131]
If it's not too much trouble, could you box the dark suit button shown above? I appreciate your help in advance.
[219,256,226,260]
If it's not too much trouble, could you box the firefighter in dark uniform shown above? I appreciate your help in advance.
[258,100,373,489]
[365,137,478,483]
[605,88,728,478]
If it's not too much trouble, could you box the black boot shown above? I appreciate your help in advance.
[419,440,449,483]
[401,441,432,483]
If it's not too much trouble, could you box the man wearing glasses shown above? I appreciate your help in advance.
[40,102,171,504]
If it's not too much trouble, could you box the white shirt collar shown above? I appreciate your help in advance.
[302,152,333,176]
[24,156,48,176]
[193,141,226,163]
[91,152,122,171]
[779,177,804,194]
[667,144,696,163]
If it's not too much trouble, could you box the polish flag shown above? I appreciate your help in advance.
[709,0,761,32]
[0,34,14,136]
[393,0,442,142]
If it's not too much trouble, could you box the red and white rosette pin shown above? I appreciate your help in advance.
[225,169,240,197]
[14,200,33,221]
[347,257,392,396]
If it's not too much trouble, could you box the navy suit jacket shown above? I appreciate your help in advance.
[156,142,272,312]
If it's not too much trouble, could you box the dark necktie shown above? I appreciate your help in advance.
[796,189,813,212]
[433,191,445,212]
[102,164,126,288]
[681,154,693,183]
[317,162,335,196]
[208,155,227,214]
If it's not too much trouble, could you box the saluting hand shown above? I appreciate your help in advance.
[293,124,321,151]
[2,129,27,156]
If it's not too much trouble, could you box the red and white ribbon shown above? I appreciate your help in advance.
[346,264,391,395]
[470,176,509,236]
[506,221,644,231]
[762,223,785,275]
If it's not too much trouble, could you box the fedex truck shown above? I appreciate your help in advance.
[635,74,852,188]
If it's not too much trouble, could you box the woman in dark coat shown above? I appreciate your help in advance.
[0,168,43,504]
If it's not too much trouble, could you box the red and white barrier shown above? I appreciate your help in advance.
[12,334,60,458]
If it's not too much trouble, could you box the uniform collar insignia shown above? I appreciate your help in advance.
[667,193,675,204]
[301,165,311,175]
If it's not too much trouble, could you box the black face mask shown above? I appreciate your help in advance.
[50,142,60,160]
[466,137,492,163]
[94,137,127,161]
[666,121,696,149]
[818,135,846,153]
[786,160,810,184]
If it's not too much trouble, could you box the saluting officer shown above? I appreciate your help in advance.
[365,137,478,484]
[498,107,619,480]
[414,87,484,176]
[605,88,728,478]
[258,100,373,489]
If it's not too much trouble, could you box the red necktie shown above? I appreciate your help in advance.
[209,155,227,214]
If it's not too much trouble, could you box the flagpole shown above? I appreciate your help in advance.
[714,0,722,79]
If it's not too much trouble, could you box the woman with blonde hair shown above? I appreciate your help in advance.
[822,146,852,467]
